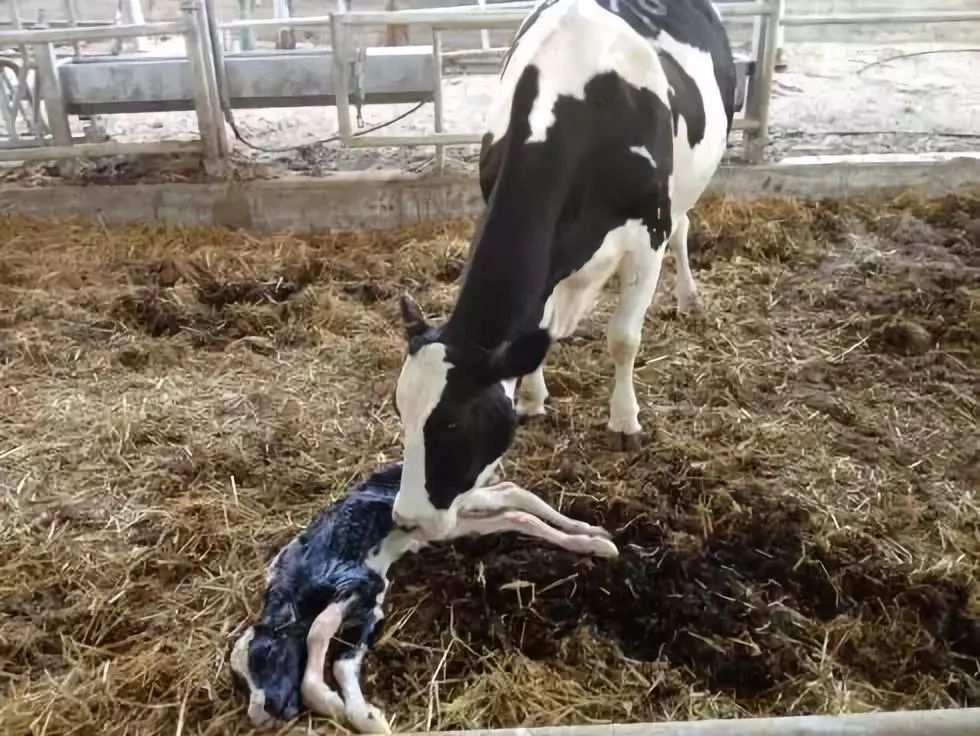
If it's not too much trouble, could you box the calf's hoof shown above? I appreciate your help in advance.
[606,429,644,453]
[349,704,392,735]
[580,536,619,558]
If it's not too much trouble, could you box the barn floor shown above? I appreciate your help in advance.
[1,193,978,735]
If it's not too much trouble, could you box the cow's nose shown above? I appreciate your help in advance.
[392,510,419,532]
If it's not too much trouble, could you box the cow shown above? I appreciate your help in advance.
[391,0,736,538]
[230,463,615,733]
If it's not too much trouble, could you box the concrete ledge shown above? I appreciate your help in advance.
[2,152,978,232]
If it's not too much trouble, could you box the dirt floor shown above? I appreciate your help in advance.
[1,192,978,735]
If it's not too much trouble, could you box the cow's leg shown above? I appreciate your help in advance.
[333,607,391,735]
[516,365,548,419]
[450,510,618,557]
[458,483,612,539]
[669,213,699,315]
[301,603,347,721]
[606,236,665,452]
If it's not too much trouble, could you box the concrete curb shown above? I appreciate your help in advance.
[2,152,979,232]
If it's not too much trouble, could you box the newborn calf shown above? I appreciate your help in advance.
[231,462,615,733]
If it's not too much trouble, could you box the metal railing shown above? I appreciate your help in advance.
[0,1,227,166]
[2,2,979,168]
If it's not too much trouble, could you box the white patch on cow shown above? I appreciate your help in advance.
[630,145,657,167]
[393,342,451,535]
[487,0,672,144]
[654,36,729,211]
[231,627,274,729]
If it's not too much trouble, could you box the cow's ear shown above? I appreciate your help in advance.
[399,293,429,341]
[484,329,551,383]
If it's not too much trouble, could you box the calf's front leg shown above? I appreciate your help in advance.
[450,510,618,558]
[459,483,612,539]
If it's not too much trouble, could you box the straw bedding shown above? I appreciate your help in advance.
[1,192,978,735]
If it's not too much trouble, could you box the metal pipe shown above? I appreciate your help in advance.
[180,1,221,165]
[0,139,201,162]
[63,0,81,58]
[416,709,980,736]
[431,28,444,171]
[0,20,188,46]
[743,0,780,163]
[329,13,353,144]
[191,0,229,157]
[32,41,72,145]
[782,10,980,26]
[202,0,232,119]
[344,131,483,147]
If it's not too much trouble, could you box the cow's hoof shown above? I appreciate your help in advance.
[606,429,644,452]
[677,294,702,317]
[516,402,547,424]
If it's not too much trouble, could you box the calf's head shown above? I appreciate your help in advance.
[230,621,306,729]
[392,295,549,538]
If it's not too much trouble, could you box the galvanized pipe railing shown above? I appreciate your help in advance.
[0,2,227,166]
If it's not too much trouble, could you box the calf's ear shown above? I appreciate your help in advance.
[399,293,429,341]
[485,329,551,383]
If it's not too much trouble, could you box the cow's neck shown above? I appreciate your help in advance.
[444,143,571,351]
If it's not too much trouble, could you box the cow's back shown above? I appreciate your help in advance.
[485,0,734,215]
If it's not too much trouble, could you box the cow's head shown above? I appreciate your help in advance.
[230,619,306,730]
[392,294,550,538]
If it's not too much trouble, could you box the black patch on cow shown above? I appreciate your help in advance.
[422,372,518,510]
[658,50,706,147]
[447,66,674,349]
[596,0,735,128]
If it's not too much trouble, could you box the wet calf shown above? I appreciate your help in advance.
[230,462,615,733]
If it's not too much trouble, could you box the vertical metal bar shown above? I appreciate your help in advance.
[64,0,81,58]
[432,27,445,172]
[330,13,353,144]
[742,1,778,163]
[478,0,490,50]
[181,0,221,165]
[193,0,229,157]
[33,42,71,145]
[238,0,255,52]
[0,77,20,141]
[203,0,231,119]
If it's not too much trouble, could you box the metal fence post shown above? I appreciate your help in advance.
[742,0,780,163]
[33,41,72,145]
[181,0,223,168]
[330,12,354,145]
[432,27,445,172]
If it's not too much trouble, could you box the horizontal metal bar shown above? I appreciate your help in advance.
[0,139,202,163]
[340,10,529,27]
[441,47,509,59]
[782,10,980,26]
[59,48,436,115]
[345,132,484,147]
[0,20,189,46]
[416,708,980,736]
[734,117,759,131]
[220,15,333,31]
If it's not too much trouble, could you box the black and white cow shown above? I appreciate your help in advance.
[391,0,736,538]
[230,463,615,733]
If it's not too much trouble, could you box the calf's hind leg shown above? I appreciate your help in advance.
[301,603,347,721]
[333,603,391,736]
[606,225,665,452]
